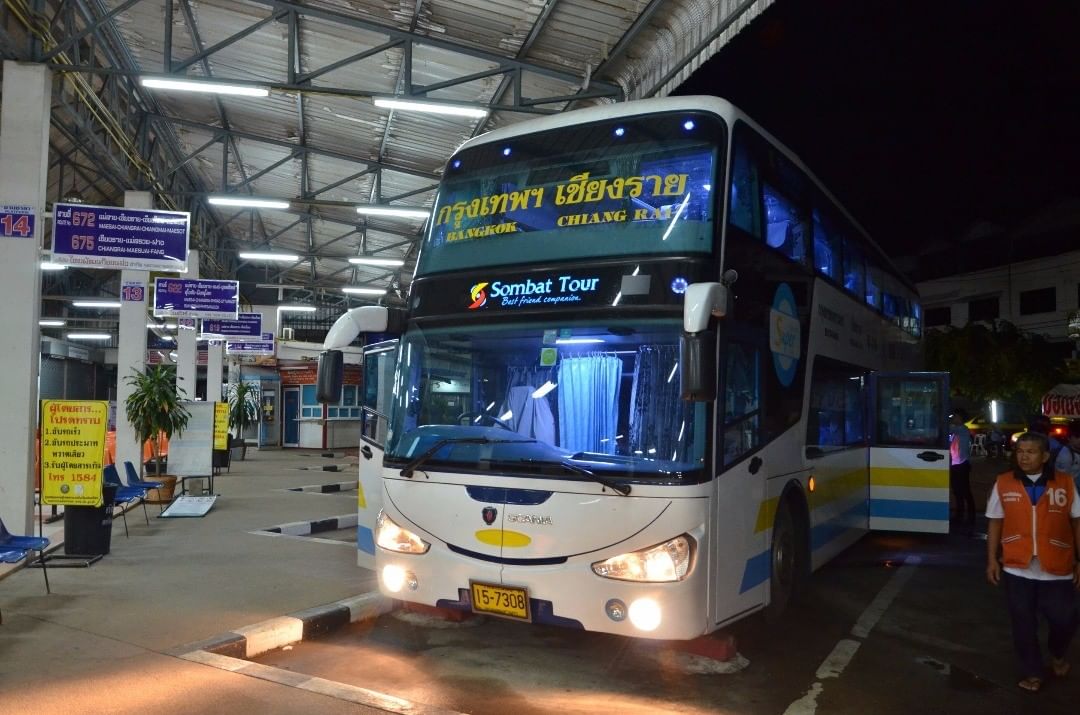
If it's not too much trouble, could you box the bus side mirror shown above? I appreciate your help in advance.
[681,330,716,401]
[683,282,727,333]
[316,350,344,403]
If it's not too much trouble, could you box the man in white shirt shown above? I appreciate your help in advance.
[986,432,1080,692]
[949,411,974,529]
[1054,420,1080,491]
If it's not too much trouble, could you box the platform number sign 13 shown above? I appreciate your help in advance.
[121,281,145,303]
[0,206,35,239]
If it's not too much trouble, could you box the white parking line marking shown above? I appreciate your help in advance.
[783,556,922,715]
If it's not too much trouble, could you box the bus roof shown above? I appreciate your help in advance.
[456,96,915,295]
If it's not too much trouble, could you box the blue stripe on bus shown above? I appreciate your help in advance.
[357,525,375,555]
[811,500,869,552]
[869,499,949,521]
[739,549,771,593]
[465,486,553,505]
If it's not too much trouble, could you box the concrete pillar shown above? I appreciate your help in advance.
[115,190,152,473]
[206,341,224,402]
[0,62,49,534]
[176,249,199,399]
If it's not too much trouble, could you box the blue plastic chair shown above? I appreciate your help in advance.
[103,465,148,537]
[123,462,164,513]
[0,515,50,595]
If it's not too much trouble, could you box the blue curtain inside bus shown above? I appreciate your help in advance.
[557,355,622,455]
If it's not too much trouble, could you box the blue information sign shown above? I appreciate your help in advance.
[153,278,239,320]
[200,312,262,340]
[226,339,275,356]
[51,203,189,271]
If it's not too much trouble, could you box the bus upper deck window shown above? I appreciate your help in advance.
[763,186,807,265]
[812,208,840,279]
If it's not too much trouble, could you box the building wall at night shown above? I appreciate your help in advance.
[917,248,1080,342]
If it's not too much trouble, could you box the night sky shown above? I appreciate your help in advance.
[673,0,1080,262]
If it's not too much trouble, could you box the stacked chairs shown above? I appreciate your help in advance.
[0,516,50,596]
[102,464,148,537]
[123,462,164,513]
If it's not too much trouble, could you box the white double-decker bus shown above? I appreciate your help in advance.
[322,96,950,639]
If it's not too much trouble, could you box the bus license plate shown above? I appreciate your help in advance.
[470,581,530,621]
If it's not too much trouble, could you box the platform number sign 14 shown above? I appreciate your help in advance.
[0,206,35,239]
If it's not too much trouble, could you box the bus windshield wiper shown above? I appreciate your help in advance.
[399,437,535,478]
[516,458,632,496]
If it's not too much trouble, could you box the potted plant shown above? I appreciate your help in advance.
[124,365,191,502]
[226,380,259,460]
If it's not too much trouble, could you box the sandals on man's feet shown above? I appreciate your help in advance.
[1051,658,1070,677]
[1018,676,1043,692]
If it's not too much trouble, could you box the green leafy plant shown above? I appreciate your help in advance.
[124,365,191,477]
[226,380,260,459]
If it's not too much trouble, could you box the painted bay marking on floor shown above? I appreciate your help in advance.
[181,649,464,715]
[783,556,922,715]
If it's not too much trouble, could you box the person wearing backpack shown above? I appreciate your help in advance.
[1055,420,1080,492]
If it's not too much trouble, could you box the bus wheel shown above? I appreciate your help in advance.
[765,499,805,623]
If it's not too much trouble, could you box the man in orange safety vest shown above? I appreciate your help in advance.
[986,431,1080,692]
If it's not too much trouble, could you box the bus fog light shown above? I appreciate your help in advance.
[591,535,695,582]
[406,572,419,591]
[628,598,662,632]
[605,599,627,622]
[382,565,407,593]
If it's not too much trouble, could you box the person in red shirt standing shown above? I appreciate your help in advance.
[986,432,1080,692]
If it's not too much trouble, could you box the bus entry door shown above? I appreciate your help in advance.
[868,372,950,534]
[356,343,398,569]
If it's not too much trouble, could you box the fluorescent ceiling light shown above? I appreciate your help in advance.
[355,205,430,219]
[73,300,121,309]
[277,305,316,313]
[67,333,111,340]
[239,252,300,261]
[347,257,405,267]
[373,97,489,119]
[342,286,388,296]
[147,323,178,330]
[555,337,604,345]
[140,77,269,97]
[208,196,290,210]
[40,262,67,271]
[39,319,66,327]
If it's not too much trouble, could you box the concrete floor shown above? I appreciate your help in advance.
[0,449,383,714]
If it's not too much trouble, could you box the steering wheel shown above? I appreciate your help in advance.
[456,411,514,431]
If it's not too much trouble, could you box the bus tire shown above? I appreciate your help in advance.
[765,497,807,623]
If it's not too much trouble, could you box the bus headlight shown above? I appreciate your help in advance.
[375,511,430,554]
[591,535,694,582]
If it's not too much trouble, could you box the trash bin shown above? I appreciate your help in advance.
[64,485,116,556]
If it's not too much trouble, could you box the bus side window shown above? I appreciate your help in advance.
[729,128,762,239]
[865,262,883,310]
[806,356,865,451]
[763,185,808,265]
[842,237,865,297]
[722,342,761,466]
[812,208,841,279]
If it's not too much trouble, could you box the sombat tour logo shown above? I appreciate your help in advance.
[469,282,490,309]
[468,275,600,309]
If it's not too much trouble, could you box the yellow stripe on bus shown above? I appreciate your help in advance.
[754,498,779,533]
[475,529,532,548]
[870,467,949,489]
[357,482,367,509]
[811,468,867,510]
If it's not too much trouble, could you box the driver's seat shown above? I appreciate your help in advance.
[500,385,556,444]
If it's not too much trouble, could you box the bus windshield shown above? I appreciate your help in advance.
[384,318,707,479]
[418,113,724,276]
